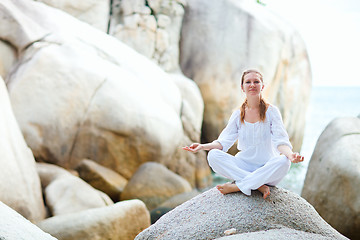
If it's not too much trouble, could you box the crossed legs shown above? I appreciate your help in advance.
[207,149,290,199]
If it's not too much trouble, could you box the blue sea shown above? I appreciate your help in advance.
[213,86,360,195]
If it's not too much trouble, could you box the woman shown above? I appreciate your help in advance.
[183,69,304,199]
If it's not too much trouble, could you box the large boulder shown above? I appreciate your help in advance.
[150,189,200,223]
[170,73,212,189]
[0,40,16,79]
[44,0,187,72]
[0,0,210,188]
[0,202,56,240]
[37,200,150,240]
[76,159,128,202]
[135,187,346,240]
[37,163,113,216]
[121,162,192,210]
[302,117,360,239]
[0,78,46,222]
[216,227,334,240]
[34,0,110,32]
[109,0,186,72]
[180,0,312,151]
[36,162,71,189]
[158,189,200,209]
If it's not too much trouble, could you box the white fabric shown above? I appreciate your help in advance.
[208,150,290,195]
[208,104,292,195]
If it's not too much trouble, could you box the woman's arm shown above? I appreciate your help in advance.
[278,145,304,163]
[184,110,240,154]
[183,141,223,153]
[269,105,304,163]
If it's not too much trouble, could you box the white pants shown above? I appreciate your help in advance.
[207,149,291,195]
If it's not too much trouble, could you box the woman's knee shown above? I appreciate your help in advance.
[270,155,290,168]
[278,155,291,168]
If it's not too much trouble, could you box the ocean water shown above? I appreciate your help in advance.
[279,86,360,194]
[213,86,360,195]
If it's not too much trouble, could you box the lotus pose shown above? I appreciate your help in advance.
[183,69,304,199]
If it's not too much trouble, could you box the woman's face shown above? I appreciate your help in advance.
[241,72,264,96]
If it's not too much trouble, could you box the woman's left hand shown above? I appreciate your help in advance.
[289,152,304,163]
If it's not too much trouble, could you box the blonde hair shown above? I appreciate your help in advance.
[240,69,269,124]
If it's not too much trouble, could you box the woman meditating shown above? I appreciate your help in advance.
[183,69,304,199]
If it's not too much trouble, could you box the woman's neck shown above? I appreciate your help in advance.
[246,96,261,109]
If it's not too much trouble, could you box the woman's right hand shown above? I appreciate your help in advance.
[182,143,203,153]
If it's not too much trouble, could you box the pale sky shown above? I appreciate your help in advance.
[265,0,360,86]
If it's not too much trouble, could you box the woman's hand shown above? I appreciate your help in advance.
[288,152,304,163]
[277,145,304,163]
[182,143,203,153]
[183,141,223,153]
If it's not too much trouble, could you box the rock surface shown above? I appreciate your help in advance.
[302,117,360,239]
[35,0,110,32]
[0,0,210,188]
[216,227,335,240]
[0,202,56,240]
[180,0,312,151]
[135,187,346,240]
[121,162,192,210]
[36,162,72,189]
[109,0,186,71]
[150,189,200,224]
[158,189,200,209]
[0,40,16,79]
[170,73,212,189]
[37,200,150,240]
[37,163,113,216]
[76,159,128,202]
[0,78,46,222]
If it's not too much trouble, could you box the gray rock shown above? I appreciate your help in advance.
[150,189,199,224]
[302,117,360,239]
[158,189,200,209]
[150,207,172,224]
[0,202,56,240]
[216,227,334,240]
[135,187,346,240]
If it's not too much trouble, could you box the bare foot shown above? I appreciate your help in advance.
[216,182,240,195]
[258,185,270,199]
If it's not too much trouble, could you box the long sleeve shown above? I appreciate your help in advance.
[269,105,292,152]
[214,110,240,152]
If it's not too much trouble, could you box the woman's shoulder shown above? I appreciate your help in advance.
[232,108,241,114]
[266,103,281,116]
[230,108,241,118]
[266,103,280,111]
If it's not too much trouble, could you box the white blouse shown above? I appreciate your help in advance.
[215,104,292,166]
